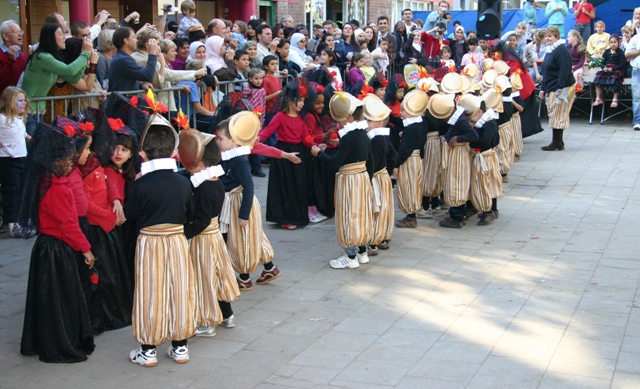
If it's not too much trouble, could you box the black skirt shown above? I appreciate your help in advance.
[110,224,134,323]
[312,147,338,218]
[266,142,310,226]
[89,224,130,330]
[593,69,624,93]
[20,234,95,363]
[521,95,544,138]
[78,217,104,335]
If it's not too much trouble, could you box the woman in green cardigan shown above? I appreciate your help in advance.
[22,23,93,135]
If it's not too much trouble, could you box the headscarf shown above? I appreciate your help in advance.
[289,33,308,70]
[205,35,226,73]
[188,41,205,61]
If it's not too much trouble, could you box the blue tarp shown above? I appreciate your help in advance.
[414,3,634,39]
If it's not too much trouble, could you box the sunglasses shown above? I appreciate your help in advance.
[189,8,196,13]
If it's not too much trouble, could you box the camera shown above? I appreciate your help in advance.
[163,5,179,13]
[411,25,418,31]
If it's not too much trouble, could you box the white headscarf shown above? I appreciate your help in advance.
[290,33,307,58]
[204,36,226,73]
[188,41,205,61]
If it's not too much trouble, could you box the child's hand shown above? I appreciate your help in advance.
[239,219,249,227]
[393,168,398,176]
[112,200,124,221]
[283,151,301,164]
[318,143,327,151]
[310,146,320,157]
[83,251,96,269]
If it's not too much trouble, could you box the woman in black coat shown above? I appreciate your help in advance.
[404,31,429,67]
[539,26,576,151]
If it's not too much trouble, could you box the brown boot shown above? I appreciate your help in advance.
[541,129,561,151]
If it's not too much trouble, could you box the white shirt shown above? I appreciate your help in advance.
[0,114,27,158]
[626,34,640,70]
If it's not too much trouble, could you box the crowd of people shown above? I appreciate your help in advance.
[1,0,640,367]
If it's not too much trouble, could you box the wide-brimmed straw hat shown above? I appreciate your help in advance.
[458,94,481,118]
[492,60,509,76]
[229,111,260,147]
[440,72,463,94]
[329,92,364,122]
[363,95,391,121]
[509,71,523,90]
[481,58,494,72]
[178,129,216,170]
[461,63,480,79]
[427,93,456,120]
[482,88,503,113]
[416,78,439,94]
[139,114,179,152]
[494,75,512,94]
[401,89,429,117]
[481,69,499,90]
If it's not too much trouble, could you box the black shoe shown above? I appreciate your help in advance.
[439,217,463,229]
[251,169,266,177]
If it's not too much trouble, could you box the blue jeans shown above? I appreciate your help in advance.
[574,23,591,46]
[633,69,640,125]
[25,113,43,136]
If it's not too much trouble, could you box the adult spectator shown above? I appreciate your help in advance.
[256,24,279,63]
[170,37,190,70]
[323,20,345,58]
[342,23,359,61]
[207,18,225,38]
[71,22,92,40]
[164,30,176,40]
[449,25,468,67]
[22,24,91,134]
[44,12,69,35]
[539,26,575,151]
[0,20,27,96]
[545,0,569,38]
[422,1,449,33]
[281,15,294,28]
[421,22,449,61]
[364,26,378,52]
[393,21,408,68]
[377,16,397,64]
[205,35,235,79]
[625,7,640,37]
[573,0,596,45]
[108,27,157,92]
[276,39,300,77]
[625,27,640,131]
[69,11,108,42]
[246,19,265,42]
[155,39,204,113]
[404,30,428,66]
[501,23,528,54]
[402,9,417,32]
[96,29,115,90]
[523,0,542,41]
[289,33,312,71]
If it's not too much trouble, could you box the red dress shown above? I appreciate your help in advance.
[82,160,117,233]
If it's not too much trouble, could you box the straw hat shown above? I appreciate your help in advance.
[482,88,503,113]
[492,60,509,76]
[363,95,391,121]
[458,94,481,118]
[461,63,479,79]
[401,89,429,117]
[140,114,179,151]
[481,58,494,72]
[494,75,512,94]
[178,129,216,170]
[461,75,475,95]
[229,111,260,147]
[509,71,523,90]
[440,72,463,94]
[416,78,439,94]
[427,93,456,120]
[481,69,498,90]
[329,92,364,122]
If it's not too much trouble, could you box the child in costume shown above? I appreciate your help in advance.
[592,35,626,109]
[19,122,96,363]
[257,79,313,230]
[124,110,195,367]
[509,71,525,161]
[428,93,478,228]
[311,91,374,269]
[362,95,396,254]
[216,112,279,290]
[493,74,516,183]
[178,118,240,337]
[394,89,428,228]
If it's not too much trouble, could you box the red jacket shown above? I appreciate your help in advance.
[39,175,91,253]
[69,167,89,217]
[0,49,27,96]
[82,164,117,233]
[104,167,125,204]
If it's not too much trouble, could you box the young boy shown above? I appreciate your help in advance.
[233,50,250,92]
[263,55,282,114]
[125,114,195,366]
[216,112,280,290]
[428,93,478,228]
[394,89,428,228]
[311,92,374,269]
[371,37,390,75]
[363,95,396,254]
[177,0,204,39]
[179,127,240,338]
[478,38,489,56]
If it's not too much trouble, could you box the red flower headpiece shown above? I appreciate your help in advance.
[63,125,75,137]
[317,85,325,93]
[330,71,337,79]
[144,89,168,114]
[299,86,308,98]
[399,81,407,89]
[381,78,389,87]
[78,122,94,134]
[129,96,138,106]
[357,82,374,100]
[108,118,125,132]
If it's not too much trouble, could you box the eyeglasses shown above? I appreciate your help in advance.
[9,30,24,35]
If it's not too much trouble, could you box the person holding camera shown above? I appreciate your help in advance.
[422,0,449,34]
[420,22,449,61]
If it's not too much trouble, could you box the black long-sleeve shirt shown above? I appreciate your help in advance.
[317,129,374,179]
[541,44,576,93]
[124,169,194,232]
[602,48,626,71]
[220,156,254,220]
[184,180,225,240]
[498,102,515,126]
[404,40,429,67]
[444,113,479,143]
[371,134,397,173]
[469,120,500,151]
[396,121,427,167]
[108,50,157,92]
[424,110,450,136]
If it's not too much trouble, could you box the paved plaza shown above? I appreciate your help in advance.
[1,116,640,388]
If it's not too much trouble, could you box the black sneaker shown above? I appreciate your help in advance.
[439,217,463,228]
[251,169,266,177]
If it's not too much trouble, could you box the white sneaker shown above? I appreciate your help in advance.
[634,124,640,131]
[416,209,434,219]
[432,207,445,217]
[356,252,369,264]
[195,326,216,337]
[221,315,236,328]
[329,255,360,269]
[129,346,158,367]
[167,345,189,364]
[312,213,328,222]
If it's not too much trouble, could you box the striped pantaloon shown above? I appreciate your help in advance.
[371,168,394,245]
[422,132,442,197]
[335,162,373,249]
[443,142,471,207]
[398,150,423,214]
[470,149,503,213]
[496,122,514,175]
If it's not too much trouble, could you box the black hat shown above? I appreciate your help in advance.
[104,92,150,138]
[76,107,117,166]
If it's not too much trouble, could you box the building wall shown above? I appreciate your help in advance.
[274,1,306,26]
[96,0,120,19]
[28,1,61,47]
[368,0,393,26]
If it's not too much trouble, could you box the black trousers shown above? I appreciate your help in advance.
[0,157,25,224]
[449,204,466,222]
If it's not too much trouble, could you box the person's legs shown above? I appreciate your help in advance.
[633,70,640,128]
[0,157,24,226]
